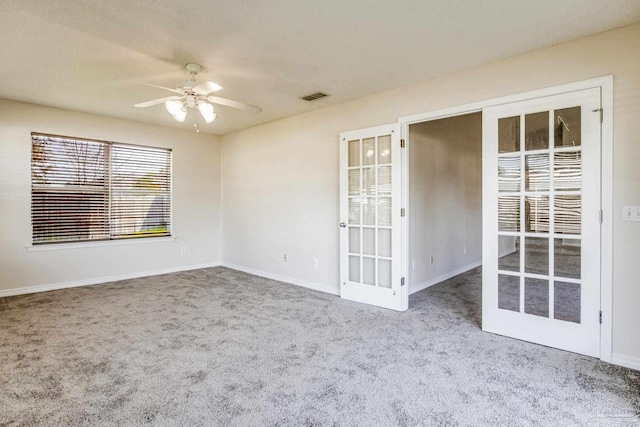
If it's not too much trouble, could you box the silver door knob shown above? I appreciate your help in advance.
[339,222,346,228]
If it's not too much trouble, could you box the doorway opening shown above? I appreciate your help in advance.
[407,112,483,327]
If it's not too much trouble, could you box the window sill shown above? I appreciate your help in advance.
[26,236,176,252]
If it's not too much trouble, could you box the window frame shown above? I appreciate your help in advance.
[30,132,173,246]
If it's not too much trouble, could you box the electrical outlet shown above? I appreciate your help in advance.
[430,256,434,265]
[313,258,318,268]
[180,246,186,254]
[412,260,416,270]
[463,246,467,255]
[283,254,288,262]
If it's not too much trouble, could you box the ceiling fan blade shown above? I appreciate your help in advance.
[207,96,262,113]
[193,81,223,95]
[128,81,184,95]
[134,95,182,108]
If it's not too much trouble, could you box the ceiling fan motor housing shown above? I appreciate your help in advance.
[178,80,196,92]
[186,95,197,108]
[179,64,204,92]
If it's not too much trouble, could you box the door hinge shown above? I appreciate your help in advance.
[599,311,602,324]
[593,108,603,123]
[400,208,405,217]
[599,210,603,223]
[401,277,405,286]
[401,139,405,148]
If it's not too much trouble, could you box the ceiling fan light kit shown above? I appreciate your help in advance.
[134,63,261,130]
[165,99,187,122]
[196,100,216,123]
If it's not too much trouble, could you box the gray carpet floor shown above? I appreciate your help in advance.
[1,266,638,426]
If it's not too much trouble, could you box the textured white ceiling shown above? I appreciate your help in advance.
[1,0,639,135]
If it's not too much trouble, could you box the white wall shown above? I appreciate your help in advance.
[409,113,482,292]
[0,99,221,294]
[221,23,640,362]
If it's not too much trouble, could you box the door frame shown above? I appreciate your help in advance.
[397,75,613,363]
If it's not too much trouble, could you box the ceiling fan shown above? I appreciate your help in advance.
[134,63,262,128]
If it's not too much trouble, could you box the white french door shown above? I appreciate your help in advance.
[482,88,601,357]
[339,123,407,311]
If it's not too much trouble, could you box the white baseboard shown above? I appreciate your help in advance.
[0,262,222,298]
[611,353,640,372]
[409,260,482,295]
[221,262,340,296]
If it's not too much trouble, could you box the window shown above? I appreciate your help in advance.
[31,133,171,245]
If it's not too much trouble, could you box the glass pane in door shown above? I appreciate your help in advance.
[363,228,375,256]
[525,154,550,192]
[378,229,391,258]
[348,170,361,195]
[554,281,581,323]
[349,256,360,282]
[379,260,391,288]
[498,196,520,231]
[554,196,581,235]
[554,152,581,190]
[525,112,549,150]
[363,198,376,226]
[378,136,391,164]
[498,275,520,312]
[524,278,549,318]
[378,166,392,195]
[554,238,581,279]
[525,195,549,233]
[554,107,581,147]
[378,198,392,226]
[363,258,375,285]
[498,236,520,272]
[524,237,548,275]
[348,140,360,166]
[498,156,520,192]
[349,199,360,225]
[362,138,375,166]
[363,168,376,196]
[349,228,360,254]
[498,116,520,153]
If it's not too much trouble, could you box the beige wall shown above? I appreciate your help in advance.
[221,23,640,361]
[409,113,482,291]
[0,99,222,292]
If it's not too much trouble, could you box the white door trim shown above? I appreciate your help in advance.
[398,75,613,363]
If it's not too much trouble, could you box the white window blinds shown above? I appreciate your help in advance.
[31,133,171,245]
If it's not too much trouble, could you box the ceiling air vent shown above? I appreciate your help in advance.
[300,92,329,101]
